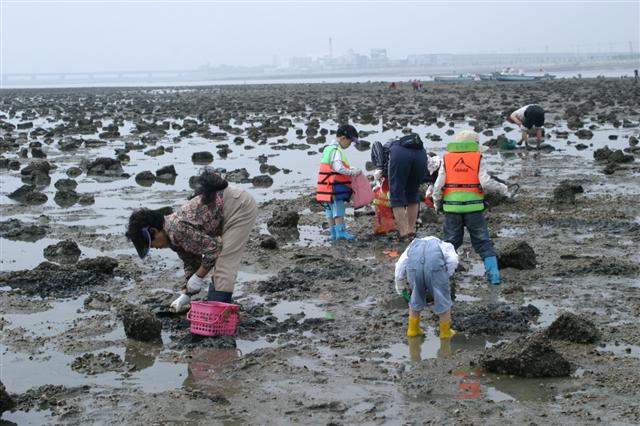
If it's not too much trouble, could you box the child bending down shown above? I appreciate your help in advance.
[394,236,459,338]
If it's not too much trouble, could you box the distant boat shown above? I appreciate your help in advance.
[433,74,475,82]
[493,69,556,81]
[478,73,495,81]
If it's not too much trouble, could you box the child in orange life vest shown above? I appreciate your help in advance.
[394,236,459,338]
[316,124,363,241]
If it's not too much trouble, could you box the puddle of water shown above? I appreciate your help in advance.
[1,409,54,426]
[270,300,328,322]
[455,293,481,302]
[3,296,88,337]
[288,224,331,248]
[453,368,558,402]
[597,343,640,358]
[377,333,493,363]
[236,337,274,354]
[497,227,526,237]
[0,340,186,394]
[524,298,563,328]
[482,373,562,402]
[469,262,485,277]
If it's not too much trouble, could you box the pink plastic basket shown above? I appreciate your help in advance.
[187,301,240,337]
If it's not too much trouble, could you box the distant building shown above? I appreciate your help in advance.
[289,56,313,69]
[370,48,388,67]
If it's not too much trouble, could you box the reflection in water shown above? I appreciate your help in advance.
[184,348,242,383]
[408,336,454,361]
[125,340,162,371]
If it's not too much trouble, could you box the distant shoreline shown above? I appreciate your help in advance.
[1,61,638,90]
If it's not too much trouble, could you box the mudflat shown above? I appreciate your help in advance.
[1,79,639,425]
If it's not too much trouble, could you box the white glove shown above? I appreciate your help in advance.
[433,201,442,214]
[373,169,383,181]
[425,185,434,198]
[169,293,191,313]
[350,167,362,176]
[186,274,205,294]
[394,279,408,296]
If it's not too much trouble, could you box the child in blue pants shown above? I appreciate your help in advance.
[394,236,459,338]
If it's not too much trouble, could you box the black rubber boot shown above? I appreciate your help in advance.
[207,285,232,303]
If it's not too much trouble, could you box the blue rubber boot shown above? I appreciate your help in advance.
[483,256,501,285]
[334,223,357,241]
[329,225,337,241]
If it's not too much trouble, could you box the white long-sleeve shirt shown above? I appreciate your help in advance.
[394,236,459,281]
[329,141,357,176]
[432,155,507,206]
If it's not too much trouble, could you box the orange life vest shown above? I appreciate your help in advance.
[442,151,483,197]
[316,145,352,202]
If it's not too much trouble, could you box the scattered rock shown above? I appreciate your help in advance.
[553,180,583,204]
[43,240,82,264]
[120,304,162,342]
[594,146,634,164]
[454,303,539,334]
[54,178,78,192]
[83,292,114,311]
[76,256,118,274]
[87,157,124,177]
[66,166,83,178]
[498,241,537,270]
[0,380,16,414]
[260,236,278,249]
[575,129,594,139]
[71,352,125,375]
[0,261,114,297]
[479,332,573,378]
[78,194,95,205]
[225,168,250,183]
[135,170,156,186]
[545,312,600,343]
[156,165,177,184]
[252,174,273,188]
[7,184,48,205]
[192,151,214,164]
[0,218,47,241]
[267,210,300,230]
[54,189,80,207]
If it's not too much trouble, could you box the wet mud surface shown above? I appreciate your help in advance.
[1,79,640,424]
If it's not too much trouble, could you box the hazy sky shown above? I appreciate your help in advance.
[1,0,639,73]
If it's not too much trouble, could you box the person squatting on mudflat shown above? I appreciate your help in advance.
[126,170,257,312]
[316,124,363,241]
[394,236,459,338]
[507,104,545,148]
[432,130,507,285]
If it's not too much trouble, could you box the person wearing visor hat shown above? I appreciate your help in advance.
[126,170,257,312]
[316,124,363,241]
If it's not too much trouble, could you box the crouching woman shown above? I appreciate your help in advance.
[126,171,257,312]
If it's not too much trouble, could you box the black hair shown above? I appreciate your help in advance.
[126,208,166,255]
[193,169,228,203]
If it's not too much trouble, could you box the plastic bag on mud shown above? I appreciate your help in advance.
[372,177,396,234]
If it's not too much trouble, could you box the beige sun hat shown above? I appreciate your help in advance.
[455,130,488,152]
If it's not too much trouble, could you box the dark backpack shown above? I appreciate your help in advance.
[371,141,388,172]
[398,133,424,150]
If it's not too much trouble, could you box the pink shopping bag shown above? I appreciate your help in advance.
[351,173,375,209]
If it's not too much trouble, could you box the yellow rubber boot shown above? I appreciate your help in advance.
[439,320,457,339]
[406,316,424,337]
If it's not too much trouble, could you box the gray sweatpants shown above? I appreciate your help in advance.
[212,186,258,293]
